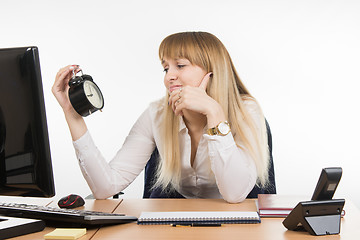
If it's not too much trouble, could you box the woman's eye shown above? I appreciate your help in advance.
[177,65,185,69]
[163,68,168,73]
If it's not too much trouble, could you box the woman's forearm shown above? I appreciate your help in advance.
[64,109,88,141]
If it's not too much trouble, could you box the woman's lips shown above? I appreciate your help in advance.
[169,85,182,93]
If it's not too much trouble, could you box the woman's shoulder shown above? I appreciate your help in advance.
[148,97,165,111]
[241,96,265,121]
[146,97,166,118]
[130,98,165,134]
[242,96,260,110]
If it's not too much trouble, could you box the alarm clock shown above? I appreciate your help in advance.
[68,70,104,117]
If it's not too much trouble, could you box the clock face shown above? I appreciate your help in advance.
[83,81,104,109]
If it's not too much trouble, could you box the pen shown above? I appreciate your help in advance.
[171,223,222,227]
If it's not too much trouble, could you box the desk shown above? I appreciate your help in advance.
[97,198,358,240]
[7,198,360,240]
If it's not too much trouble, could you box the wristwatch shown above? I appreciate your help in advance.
[207,121,231,136]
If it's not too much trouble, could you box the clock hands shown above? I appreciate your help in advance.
[86,85,93,97]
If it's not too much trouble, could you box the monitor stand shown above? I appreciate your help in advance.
[0,216,45,240]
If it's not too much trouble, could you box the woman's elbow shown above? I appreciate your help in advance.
[223,194,247,204]
[91,184,119,200]
[221,178,257,203]
[92,191,112,200]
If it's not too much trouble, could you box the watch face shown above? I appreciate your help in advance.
[83,81,104,109]
[218,122,230,135]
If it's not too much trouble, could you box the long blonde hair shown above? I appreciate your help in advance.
[154,32,269,192]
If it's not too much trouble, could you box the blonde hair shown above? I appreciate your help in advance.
[154,32,269,192]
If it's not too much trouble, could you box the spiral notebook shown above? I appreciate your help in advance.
[137,211,260,225]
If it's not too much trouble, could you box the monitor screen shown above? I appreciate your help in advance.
[0,46,55,197]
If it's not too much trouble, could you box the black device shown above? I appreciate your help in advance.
[0,46,55,238]
[311,167,342,201]
[58,194,85,209]
[282,199,345,236]
[283,167,344,236]
[0,202,137,226]
[68,70,104,117]
[0,46,55,197]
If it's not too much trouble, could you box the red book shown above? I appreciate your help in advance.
[256,194,302,218]
[256,194,346,218]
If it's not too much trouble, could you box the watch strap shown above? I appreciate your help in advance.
[207,127,218,136]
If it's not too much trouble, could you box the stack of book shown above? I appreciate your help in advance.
[256,194,305,217]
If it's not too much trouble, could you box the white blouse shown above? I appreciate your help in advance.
[73,99,261,203]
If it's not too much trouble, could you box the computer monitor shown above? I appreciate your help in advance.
[0,46,55,238]
[0,46,55,197]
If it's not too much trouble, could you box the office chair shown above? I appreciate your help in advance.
[142,119,276,199]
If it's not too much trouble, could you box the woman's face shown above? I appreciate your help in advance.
[162,57,207,94]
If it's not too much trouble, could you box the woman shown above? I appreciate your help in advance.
[52,31,269,203]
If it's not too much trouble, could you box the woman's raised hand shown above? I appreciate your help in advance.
[52,65,88,140]
[52,65,81,114]
[169,72,226,127]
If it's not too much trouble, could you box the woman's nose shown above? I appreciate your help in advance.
[166,69,177,82]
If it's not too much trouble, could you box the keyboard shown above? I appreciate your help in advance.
[0,202,137,226]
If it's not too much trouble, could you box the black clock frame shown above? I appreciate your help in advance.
[68,74,104,117]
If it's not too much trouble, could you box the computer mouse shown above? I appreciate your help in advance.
[58,194,85,209]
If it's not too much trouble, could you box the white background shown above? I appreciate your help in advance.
[1,0,359,208]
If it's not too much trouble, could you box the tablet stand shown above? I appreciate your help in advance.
[282,199,345,236]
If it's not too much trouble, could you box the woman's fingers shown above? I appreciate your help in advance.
[52,65,81,110]
[169,88,182,111]
[198,72,212,90]
[168,89,183,116]
[53,65,81,91]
